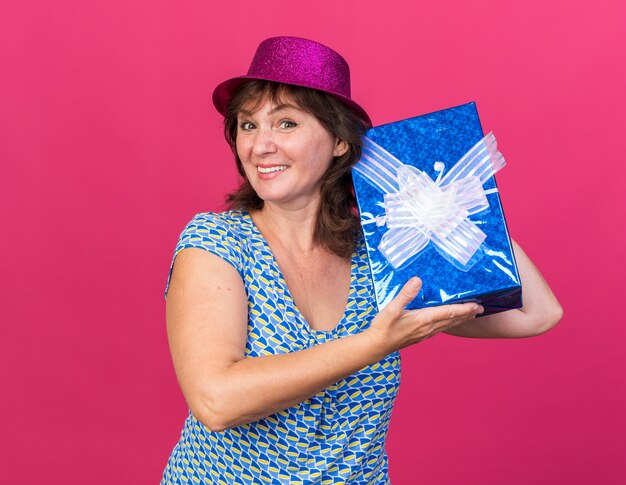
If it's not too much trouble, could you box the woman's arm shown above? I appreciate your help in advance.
[166,248,481,432]
[443,239,563,339]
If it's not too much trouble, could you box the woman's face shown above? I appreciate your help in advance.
[235,97,348,209]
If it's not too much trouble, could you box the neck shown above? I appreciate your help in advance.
[251,199,321,253]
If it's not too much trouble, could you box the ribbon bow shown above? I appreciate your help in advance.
[354,132,506,270]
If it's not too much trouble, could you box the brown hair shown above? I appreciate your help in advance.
[223,81,368,259]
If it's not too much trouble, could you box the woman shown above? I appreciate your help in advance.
[161,37,562,484]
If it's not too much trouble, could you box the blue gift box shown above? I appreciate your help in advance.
[352,102,522,315]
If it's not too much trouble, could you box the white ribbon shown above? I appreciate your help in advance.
[354,132,506,269]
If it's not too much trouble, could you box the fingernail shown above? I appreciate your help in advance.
[409,277,421,289]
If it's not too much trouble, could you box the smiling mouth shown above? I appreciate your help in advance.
[257,165,289,174]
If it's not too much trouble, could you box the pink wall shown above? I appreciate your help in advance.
[2,0,624,483]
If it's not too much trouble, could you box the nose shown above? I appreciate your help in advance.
[252,126,278,157]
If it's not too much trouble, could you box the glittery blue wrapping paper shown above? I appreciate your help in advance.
[352,102,522,315]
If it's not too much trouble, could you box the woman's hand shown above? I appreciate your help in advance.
[366,277,483,356]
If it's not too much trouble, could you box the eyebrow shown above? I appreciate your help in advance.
[268,103,302,115]
[238,103,303,118]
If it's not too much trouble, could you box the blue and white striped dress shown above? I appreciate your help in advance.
[161,211,401,484]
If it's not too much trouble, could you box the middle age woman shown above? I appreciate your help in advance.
[162,36,563,484]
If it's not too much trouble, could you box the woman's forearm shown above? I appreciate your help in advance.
[198,329,385,431]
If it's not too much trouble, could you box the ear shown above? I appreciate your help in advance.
[333,138,349,157]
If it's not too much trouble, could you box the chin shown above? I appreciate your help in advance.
[254,189,288,203]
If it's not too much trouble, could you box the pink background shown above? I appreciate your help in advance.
[2,0,625,483]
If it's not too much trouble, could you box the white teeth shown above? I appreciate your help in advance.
[257,165,288,174]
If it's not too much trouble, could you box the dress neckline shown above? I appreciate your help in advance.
[242,211,357,336]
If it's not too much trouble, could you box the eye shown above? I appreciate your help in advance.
[239,121,255,131]
[279,120,297,129]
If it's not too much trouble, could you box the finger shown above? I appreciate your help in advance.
[383,277,422,317]
[418,302,481,327]
[439,310,479,334]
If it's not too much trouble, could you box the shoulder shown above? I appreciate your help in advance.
[182,210,245,236]
[176,210,248,251]
[165,211,248,296]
